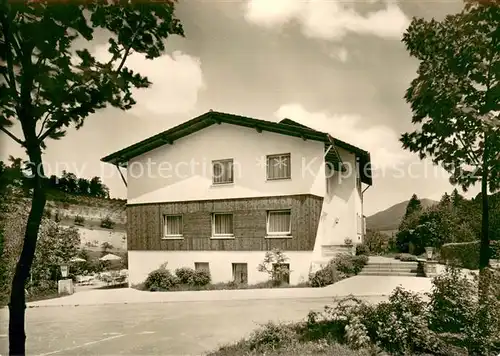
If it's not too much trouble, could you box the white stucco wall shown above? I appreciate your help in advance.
[313,147,364,255]
[128,250,313,286]
[126,123,326,204]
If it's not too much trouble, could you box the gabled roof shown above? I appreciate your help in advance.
[101,111,372,185]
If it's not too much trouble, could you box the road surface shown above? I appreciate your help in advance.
[0,296,386,355]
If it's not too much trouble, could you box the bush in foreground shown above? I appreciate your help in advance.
[209,267,500,356]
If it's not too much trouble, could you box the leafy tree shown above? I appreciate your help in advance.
[401,0,500,298]
[0,1,184,353]
[363,229,389,254]
[257,249,290,286]
[404,194,423,219]
[77,177,90,195]
[2,202,80,300]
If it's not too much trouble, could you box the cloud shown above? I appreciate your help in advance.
[330,47,348,62]
[244,0,410,41]
[93,45,205,116]
[275,103,412,169]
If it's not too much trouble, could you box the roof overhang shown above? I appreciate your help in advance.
[101,111,372,185]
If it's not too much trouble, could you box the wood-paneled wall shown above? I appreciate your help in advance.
[127,194,323,251]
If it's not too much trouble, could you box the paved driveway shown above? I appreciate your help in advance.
[0,297,387,356]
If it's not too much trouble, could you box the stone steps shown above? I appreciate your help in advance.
[360,261,421,277]
[358,271,418,277]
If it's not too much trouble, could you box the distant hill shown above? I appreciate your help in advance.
[366,198,438,232]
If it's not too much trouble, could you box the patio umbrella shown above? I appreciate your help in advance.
[70,257,86,263]
[99,253,122,261]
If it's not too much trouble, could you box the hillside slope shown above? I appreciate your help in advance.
[366,198,438,232]
[43,193,127,251]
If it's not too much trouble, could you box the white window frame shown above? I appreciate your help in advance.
[266,153,291,180]
[356,213,362,235]
[212,158,234,185]
[163,214,183,239]
[266,210,292,237]
[194,262,210,273]
[211,213,234,238]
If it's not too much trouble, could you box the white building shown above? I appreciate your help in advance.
[101,111,372,286]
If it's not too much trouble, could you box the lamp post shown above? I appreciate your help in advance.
[425,247,434,261]
[60,263,69,278]
[58,263,74,295]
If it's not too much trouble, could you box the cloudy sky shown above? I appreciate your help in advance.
[1,0,476,216]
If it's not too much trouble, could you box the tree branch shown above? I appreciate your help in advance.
[36,24,143,145]
[0,126,24,146]
[0,2,20,106]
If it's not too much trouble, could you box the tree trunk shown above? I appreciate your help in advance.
[9,144,46,356]
[478,149,490,303]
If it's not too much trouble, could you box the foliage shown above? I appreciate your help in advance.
[427,266,476,334]
[100,241,113,255]
[440,240,500,269]
[143,268,179,291]
[100,216,115,229]
[0,160,111,200]
[396,253,419,262]
[363,229,390,254]
[355,244,369,256]
[174,267,211,287]
[333,254,368,276]
[74,215,85,226]
[401,0,500,277]
[396,191,480,255]
[309,261,346,288]
[246,322,298,351]
[440,242,481,269]
[208,336,374,356]
[1,0,185,351]
[257,249,290,285]
[403,194,423,222]
[1,201,80,296]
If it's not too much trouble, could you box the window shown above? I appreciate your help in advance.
[195,262,210,273]
[212,213,234,237]
[232,263,248,284]
[163,215,183,237]
[266,153,291,180]
[212,159,234,184]
[272,263,290,284]
[267,210,291,236]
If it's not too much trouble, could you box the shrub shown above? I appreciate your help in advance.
[246,322,298,351]
[334,254,368,275]
[144,268,179,291]
[175,267,196,284]
[399,253,418,262]
[257,249,290,285]
[355,244,369,256]
[491,240,500,260]
[74,215,85,226]
[427,266,476,334]
[192,270,211,286]
[364,229,389,254]
[440,242,479,269]
[309,262,345,288]
[174,267,211,287]
[100,216,115,229]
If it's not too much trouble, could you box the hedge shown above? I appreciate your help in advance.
[440,241,500,269]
